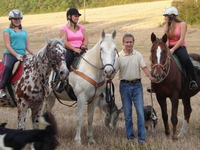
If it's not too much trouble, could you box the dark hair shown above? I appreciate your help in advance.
[122,33,135,43]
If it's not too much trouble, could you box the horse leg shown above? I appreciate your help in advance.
[31,103,43,129]
[87,98,98,144]
[156,95,170,136]
[178,98,192,138]
[17,100,30,130]
[170,97,179,140]
[75,98,86,145]
[41,95,56,114]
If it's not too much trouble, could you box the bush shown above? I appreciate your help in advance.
[172,0,200,25]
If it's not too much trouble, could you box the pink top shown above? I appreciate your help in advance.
[60,24,84,48]
[168,22,186,47]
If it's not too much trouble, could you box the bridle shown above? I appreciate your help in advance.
[80,40,118,73]
[46,42,66,72]
[151,41,171,83]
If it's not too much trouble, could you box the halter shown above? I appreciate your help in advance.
[151,41,171,83]
[46,42,66,72]
[80,39,118,73]
[34,40,67,98]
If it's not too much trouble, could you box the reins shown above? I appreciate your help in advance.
[105,79,115,114]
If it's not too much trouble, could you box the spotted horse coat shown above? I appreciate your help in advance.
[0,36,68,130]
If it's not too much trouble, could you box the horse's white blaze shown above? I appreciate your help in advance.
[178,119,188,138]
[156,46,162,64]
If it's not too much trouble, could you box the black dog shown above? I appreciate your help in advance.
[0,111,59,150]
[144,105,158,133]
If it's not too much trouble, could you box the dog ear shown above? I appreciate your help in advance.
[0,123,7,128]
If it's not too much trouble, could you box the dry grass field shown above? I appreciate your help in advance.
[0,0,200,149]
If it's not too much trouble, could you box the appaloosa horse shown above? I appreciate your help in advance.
[0,36,68,130]
[150,32,200,140]
[44,30,121,144]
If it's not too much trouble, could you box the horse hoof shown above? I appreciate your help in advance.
[172,136,178,141]
[88,139,96,144]
[178,133,184,139]
[75,140,82,146]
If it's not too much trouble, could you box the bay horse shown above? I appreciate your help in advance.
[44,30,122,144]
[150,32,200,140]
[0,36,68,130]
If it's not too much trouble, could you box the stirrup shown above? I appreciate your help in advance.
[189,81,198,90]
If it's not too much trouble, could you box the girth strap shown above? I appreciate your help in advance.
[70,65,105,88]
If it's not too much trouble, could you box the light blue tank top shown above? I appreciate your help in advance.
[4,28,27,55]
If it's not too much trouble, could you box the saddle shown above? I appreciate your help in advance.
[172,54,200,77]
[0,61,24,83]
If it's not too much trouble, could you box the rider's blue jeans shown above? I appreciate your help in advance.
[119,80,146,142]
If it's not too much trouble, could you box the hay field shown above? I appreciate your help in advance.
[0,0,200,149]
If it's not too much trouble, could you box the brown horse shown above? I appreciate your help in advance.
[150,32,200,140]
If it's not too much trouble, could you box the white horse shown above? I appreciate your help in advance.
[44,30,122,144]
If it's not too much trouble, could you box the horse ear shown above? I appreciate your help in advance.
[151,32,157,43]
[44,36,50,45]
[101,29,105,39]
[162,33,168,43]
[112,30,116,39]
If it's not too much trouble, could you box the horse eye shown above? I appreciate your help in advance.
[51,50,55,55]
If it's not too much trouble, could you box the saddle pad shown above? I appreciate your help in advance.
[191,59,200,74]
[171,54,186,76]
[72,55,83,69]
[0,61,3,71]
[172,54,200,75]
[11,61,24,83]
[0,61,23,83]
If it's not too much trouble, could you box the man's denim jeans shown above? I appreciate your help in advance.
[120,81,145,142]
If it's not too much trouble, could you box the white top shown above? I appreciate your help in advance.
[114,49,146,80]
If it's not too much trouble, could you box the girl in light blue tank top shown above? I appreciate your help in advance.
[0,9,36,98]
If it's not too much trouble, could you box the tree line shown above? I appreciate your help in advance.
[0,0,161,16]
[0,0,199,25]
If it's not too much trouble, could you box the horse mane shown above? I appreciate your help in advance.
[37,38,64,58]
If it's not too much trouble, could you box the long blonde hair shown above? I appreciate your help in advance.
[166,15,182,37]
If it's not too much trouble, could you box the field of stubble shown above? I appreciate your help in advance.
[0,0,200,149]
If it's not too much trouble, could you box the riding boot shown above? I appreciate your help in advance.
[65,84,77,100]
[189,81,198,90]
[56,82,65,93]
[188,66,198,90]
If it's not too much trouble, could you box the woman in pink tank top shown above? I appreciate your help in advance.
[163,6,198,90]
[60,8,88,69]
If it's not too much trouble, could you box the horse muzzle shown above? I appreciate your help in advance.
[59,64,69,80]
[104,64,115,78]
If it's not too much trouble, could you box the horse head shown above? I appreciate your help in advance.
[150,33,170,82]
[44,36,69,80]
[100,30,117,78]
